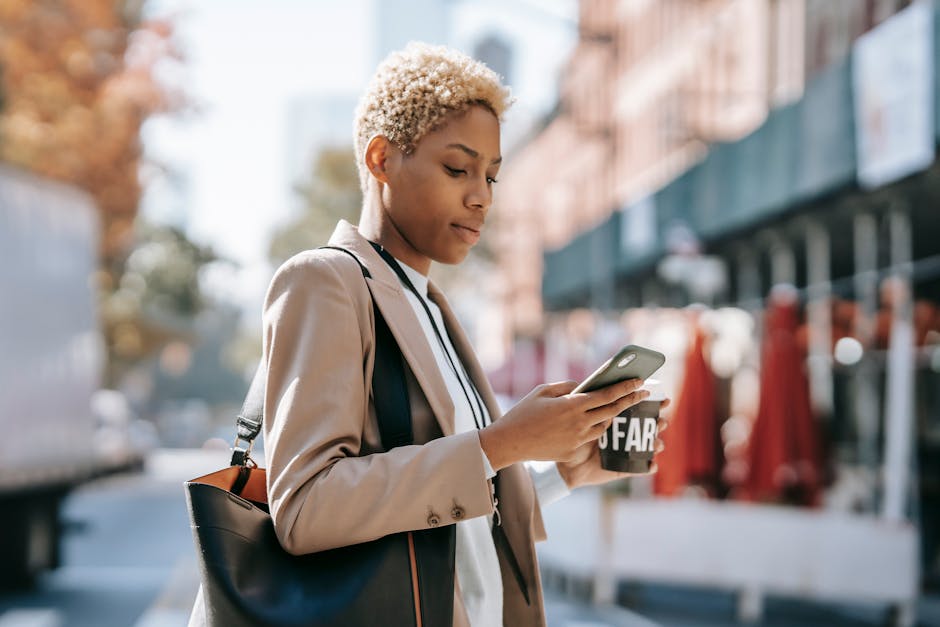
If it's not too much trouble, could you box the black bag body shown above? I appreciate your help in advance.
[185,247,455,627]
[186,469,455,627]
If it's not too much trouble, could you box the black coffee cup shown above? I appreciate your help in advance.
[598,399,661,473]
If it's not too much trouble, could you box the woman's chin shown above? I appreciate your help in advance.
[440,247,472,266]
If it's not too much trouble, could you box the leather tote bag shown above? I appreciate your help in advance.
[185,247,456,626]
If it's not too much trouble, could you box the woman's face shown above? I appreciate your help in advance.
[380,104,501,271]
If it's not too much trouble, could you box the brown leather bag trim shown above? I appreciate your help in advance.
[407,531,422,627]
[190,466,269,505]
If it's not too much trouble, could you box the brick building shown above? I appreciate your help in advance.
[490,0,913,367]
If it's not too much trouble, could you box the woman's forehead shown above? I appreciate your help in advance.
[420,106,501,159]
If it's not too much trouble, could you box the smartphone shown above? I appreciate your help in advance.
[572,344,666,394]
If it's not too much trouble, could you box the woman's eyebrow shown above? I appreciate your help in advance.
[446,143,502,165]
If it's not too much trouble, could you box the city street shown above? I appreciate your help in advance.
[0,449,223,627]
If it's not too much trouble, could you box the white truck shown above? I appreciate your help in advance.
[0,163,138,588]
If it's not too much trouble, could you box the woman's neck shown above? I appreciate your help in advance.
[358,186,431,275]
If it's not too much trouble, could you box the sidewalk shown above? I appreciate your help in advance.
[618,584,940,627]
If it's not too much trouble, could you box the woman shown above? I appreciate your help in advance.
[262,42,667,627]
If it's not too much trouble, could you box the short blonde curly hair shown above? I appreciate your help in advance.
[354,42,513,191]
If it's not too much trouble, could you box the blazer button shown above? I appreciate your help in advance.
[451,506,465,520]
[427,513,441,527]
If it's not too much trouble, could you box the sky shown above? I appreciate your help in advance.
[140,0,577,321]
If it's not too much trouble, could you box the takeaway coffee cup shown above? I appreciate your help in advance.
[598,399,662,473]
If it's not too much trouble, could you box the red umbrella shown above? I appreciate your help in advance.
[654,322,719,496]
[744,287,824,506]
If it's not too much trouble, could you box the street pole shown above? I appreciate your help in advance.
[853,212,880,511]
[881,205,916,524]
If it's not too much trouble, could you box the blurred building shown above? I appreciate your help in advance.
[373,0,450,65]
[805,0,916,76]
[493,0,939,595]
[496,0,808,344]
[492,0,926,381]
[473,33,514,85]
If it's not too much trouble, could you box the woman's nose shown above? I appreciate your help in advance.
[465,178,491,212]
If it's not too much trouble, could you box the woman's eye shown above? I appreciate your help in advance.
[444,165,466,177]
[487,176,499,185]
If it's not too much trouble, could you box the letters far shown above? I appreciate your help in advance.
[598,417,657,452]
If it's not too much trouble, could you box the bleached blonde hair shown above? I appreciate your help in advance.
[353,42,513,192]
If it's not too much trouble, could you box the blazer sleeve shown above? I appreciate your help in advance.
[261,250,495,555]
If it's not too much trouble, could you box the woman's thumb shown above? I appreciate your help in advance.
[538,380,579,397]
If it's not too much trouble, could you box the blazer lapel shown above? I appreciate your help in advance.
[327,221,456,437]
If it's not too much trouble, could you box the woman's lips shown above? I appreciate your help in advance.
[451,224,481,245]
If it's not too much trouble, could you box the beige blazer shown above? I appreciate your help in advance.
[261,220,549,626]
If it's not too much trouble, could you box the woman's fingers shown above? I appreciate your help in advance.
[618,388,651,411]
[571,377,645,410]
[539,380,579,397]
[585,417,614,442]
[586,388,650,420]
[657,417,669,434]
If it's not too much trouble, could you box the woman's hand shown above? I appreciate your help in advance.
[555,399,671,490]
[478,378,650,471]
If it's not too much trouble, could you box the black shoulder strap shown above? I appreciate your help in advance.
[321,246,413,450]
[230,246,412,467]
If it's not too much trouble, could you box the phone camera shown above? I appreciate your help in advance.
[617,353,636,368]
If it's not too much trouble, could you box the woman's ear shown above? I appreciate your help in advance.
[364,135,392,185]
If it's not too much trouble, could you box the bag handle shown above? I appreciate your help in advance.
[230,246,412,466]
